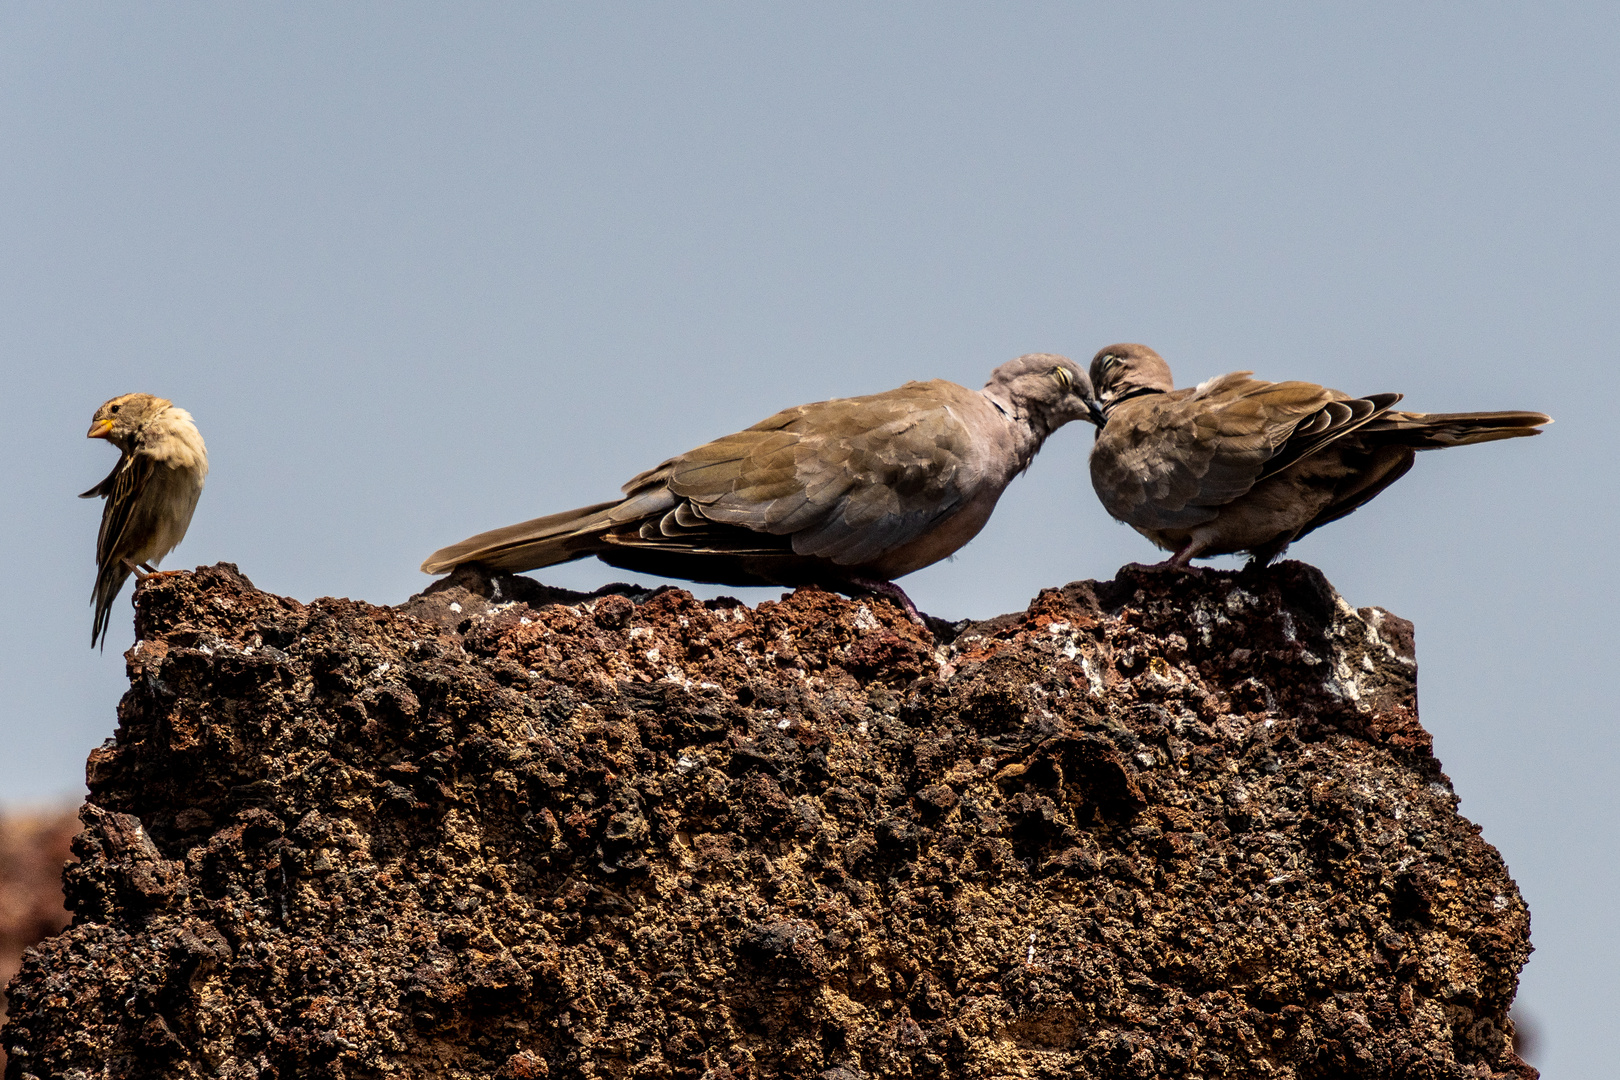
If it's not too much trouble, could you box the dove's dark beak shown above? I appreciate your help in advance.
[1087,399,1108,427]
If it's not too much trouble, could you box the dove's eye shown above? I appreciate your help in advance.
[1051,366,1073,390]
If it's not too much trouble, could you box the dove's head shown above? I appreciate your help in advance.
[1090,344,1174,418]
[984,354,1104,433]
[87,393,172,450]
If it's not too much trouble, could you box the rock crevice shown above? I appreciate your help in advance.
[3,563,1532,1079]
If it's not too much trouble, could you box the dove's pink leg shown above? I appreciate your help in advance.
[1159,538,1208,571]
[845,577,927,627]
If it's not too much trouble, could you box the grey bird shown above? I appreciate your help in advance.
[1087,343,1551,568]
[422,354,1101,620]
[81,393,209,649]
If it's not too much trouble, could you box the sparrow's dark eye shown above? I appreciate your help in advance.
[109,404,120,414]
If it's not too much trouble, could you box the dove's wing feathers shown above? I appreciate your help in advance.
[664,382,978,565]
[421,383,983,577]
[1252,391,1402,479]
[1095,373,1383,532]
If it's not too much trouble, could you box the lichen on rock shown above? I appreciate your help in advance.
[2,562,1533,1078]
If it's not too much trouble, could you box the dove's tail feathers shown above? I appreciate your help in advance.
[420,499,628,574]
[1372,410,1552,449]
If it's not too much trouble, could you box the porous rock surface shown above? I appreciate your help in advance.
[0,806,77,1069]
[3,562,1533,1079]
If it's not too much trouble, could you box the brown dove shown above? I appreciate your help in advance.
[422,354,1101,620]
[1087,344,1551,568]
[81,393,209,649]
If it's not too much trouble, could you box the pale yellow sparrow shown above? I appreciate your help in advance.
[81,394,208,648]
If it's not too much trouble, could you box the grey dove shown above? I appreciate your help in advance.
[1087,344,1551,568]
[422,354,1101,620]
[81,393,209,649]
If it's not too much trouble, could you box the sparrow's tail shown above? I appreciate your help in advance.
[90,563,132,650]
[1368,409,1552,449]
[420,489,678,575]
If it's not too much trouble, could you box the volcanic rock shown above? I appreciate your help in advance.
[2,562,1533,1078]
[0,806,77,1073]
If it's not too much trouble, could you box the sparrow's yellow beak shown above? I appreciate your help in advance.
[87,418,115,439]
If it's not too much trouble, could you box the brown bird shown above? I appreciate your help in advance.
[422,354,1102,620]
[81,393,209,649]
[1087,344,1551,568]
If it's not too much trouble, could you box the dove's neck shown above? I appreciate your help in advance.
[979,390,1052,477]
[1099,385,1166,421]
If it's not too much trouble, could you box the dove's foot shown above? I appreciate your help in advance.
[1130,559,1204,574]
[844,577,929,628]
[1166,540,1201,568]
[1129,557,1205,575]
[1151,539,1211,573]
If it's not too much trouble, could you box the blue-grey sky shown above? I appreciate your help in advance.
[2,4,1613,1071]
